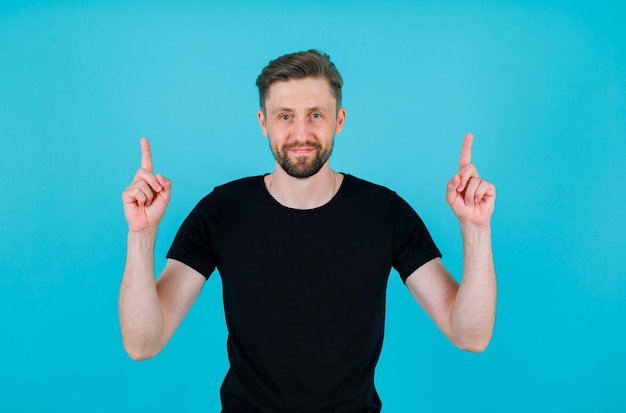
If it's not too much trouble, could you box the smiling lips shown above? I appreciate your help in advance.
[290,147,315,155]
[284,142,322,157]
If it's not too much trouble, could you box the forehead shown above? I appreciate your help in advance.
[265,77,334,110]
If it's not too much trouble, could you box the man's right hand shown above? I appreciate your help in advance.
[122,138,172,233]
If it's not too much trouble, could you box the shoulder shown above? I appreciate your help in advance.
[214,175,265,194]
[197,175,265,203]
[186,175,266,217]
[341,174,400,202]
[340,174,422,219]
[343,174,393,193]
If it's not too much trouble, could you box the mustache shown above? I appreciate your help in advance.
[282,141,322,151]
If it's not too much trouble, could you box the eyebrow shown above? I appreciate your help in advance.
[271,106,329,114]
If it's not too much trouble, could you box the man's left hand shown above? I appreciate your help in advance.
[446,133,496,227]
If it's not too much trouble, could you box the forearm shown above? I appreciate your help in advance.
[119,230,164,360]
[450,224,497,352]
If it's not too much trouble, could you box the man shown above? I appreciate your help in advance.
[119,50,496,412]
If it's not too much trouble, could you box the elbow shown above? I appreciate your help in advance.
[457,339,490,353]
[452,331,493,354]
[125,346,160,361]
[122,339,162,361]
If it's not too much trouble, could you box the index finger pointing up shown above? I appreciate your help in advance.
[459,133,474,169]
[140,137,153,173]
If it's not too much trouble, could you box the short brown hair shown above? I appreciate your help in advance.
[255,49,343,112]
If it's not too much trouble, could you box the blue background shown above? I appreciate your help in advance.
[1,1,624,411]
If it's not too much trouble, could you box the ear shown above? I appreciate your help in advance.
[258,110,269,137]
[334,108,347,135]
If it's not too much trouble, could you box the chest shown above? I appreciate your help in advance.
[213,201,394,323]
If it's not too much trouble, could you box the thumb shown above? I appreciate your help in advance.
[446,174,461,205]
[155,174,172,200]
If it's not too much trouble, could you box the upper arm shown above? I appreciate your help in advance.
[405,258,459,340]
[155,258,206,348]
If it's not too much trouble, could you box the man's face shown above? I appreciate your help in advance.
[258,77,346,179]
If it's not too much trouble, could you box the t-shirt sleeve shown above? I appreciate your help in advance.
[166,192,219,279]
[390,193,442,283]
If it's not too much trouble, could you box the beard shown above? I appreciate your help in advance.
[271,139,334,179]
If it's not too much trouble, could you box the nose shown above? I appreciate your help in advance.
[293,117,310,142]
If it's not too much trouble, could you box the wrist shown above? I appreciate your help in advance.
[460,221,491,232]
[460,222,492,245]
[127,228,158,248]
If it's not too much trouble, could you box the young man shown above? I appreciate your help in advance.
[120,50,496,412]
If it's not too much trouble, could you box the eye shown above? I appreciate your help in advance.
[311,113,321,119]
[280,114,291,121]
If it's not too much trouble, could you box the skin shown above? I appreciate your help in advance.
[406,133,497,352]
[258,77,347,209]
[119,138,204,360]
[119,77,496,360]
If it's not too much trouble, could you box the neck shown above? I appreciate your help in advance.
[265,163,341,210]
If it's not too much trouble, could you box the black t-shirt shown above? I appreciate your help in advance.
[167,174,441,412]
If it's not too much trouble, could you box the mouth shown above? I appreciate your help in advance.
[288,147,316,155]
[284,142,321,156]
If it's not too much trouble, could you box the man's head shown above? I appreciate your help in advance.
[256,49,343,113]
[256,51,346,179]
